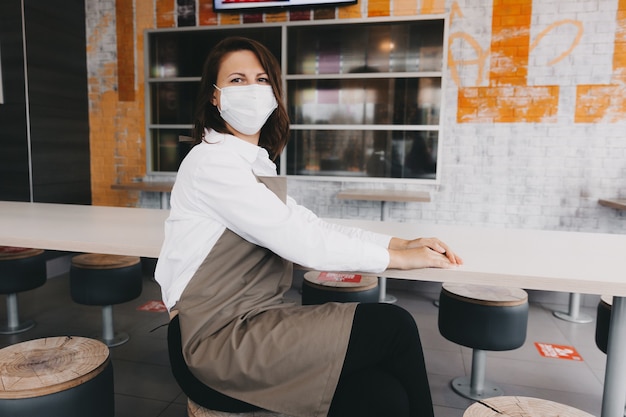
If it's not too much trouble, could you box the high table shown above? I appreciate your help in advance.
[599,198,626,211]
[336,189,431,303]
[0,201,168,258]
[1,201,626,417]
[111,181,174,209]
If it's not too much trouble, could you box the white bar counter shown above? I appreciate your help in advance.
[0,201,168,258]
[1,201,626,417]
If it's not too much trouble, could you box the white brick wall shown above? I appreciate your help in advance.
[113,0,625,233]
[288,0,626,234]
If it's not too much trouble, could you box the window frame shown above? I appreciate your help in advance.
[144,15,449,185]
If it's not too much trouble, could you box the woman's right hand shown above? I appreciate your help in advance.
[387,237,463,270]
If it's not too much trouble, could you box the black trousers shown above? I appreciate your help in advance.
[168,303,433,417]
[328,303,434,417]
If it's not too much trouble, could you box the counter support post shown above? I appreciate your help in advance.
[379,201,396,304]
[602,296,626,417]
[553,292,592,323]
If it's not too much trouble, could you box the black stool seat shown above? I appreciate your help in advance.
[168,316,295,416]
[70,254,142,347]
[0,246,46,334]
[301,271,379,305]
[438,283,529,400]
[595,295,612,354]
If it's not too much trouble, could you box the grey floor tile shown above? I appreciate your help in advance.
[0,270,610,417]
[114,394,174,417]
[114,359,181,402]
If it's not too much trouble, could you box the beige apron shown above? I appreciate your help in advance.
[175,177,357,417]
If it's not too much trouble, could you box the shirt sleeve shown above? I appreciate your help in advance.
[190,150,391,273]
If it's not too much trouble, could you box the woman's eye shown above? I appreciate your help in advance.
[258,77,269,83]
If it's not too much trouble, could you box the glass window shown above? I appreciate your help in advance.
[145,18,445,180]
[286,130,438,180]
[287,20,444,75]
[288,77,441,126]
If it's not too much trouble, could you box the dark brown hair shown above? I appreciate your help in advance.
[191,36,290,161]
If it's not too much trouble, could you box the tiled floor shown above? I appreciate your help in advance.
[1,257,605,417]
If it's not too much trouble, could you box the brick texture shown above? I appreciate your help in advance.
[86,0,626,234]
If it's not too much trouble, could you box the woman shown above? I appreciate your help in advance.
[155,36,462,417]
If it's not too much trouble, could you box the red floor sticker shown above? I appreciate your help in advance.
[137,300,167,313]
[535,342,583,361]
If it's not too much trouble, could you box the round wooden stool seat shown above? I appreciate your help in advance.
[463,396,593,417]
[70,253,143,347]
[0,246,47,334]
[0,336,114,417]
[71,253,140,270]
[0,246,44,261]
[438,283,529,401]
[301,271,379,305]
[188,399,296,417]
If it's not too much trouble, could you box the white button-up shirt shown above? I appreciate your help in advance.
[155,129,391,310]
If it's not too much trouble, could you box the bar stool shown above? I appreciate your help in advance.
[438,283,529,400]
[70,254,142,347]
[595,295,626,416]
[0,246,47,334]
[463,396,593,417]
[595,295,612,354]
[188,399,295,417]
[301,271,379,305]
[0,336,113,417]
[168,316,295,417]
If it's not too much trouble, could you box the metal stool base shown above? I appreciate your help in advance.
[553,310,593,324]
[450,376,503,400]
[0,319,35,335]
[100,332,130,348]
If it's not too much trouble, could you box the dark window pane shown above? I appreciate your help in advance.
[288,20,444,75]
[149,29,281,78]
[151,129,193,172]
[286,129,437,179]
[150,82,199,125]
[288,78,440,125]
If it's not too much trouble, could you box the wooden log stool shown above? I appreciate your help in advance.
[463,396,594,417]
[438,283,529,400]
[0,336,114,417]
[70,254,143,347]
[0,246,47,334]
[188,398,295,417]
[301,271,379,305]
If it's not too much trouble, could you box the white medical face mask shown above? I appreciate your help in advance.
[214,84,278,135]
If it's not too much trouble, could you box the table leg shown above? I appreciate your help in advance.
[553,292,593,323]
[160,192,169,210]
[379,201,397,304]
[601,296,626,417]
[378,277,398,303]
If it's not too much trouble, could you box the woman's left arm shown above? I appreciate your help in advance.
[389,236,463,266]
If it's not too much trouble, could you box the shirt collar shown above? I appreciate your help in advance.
[203,128,276,176]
